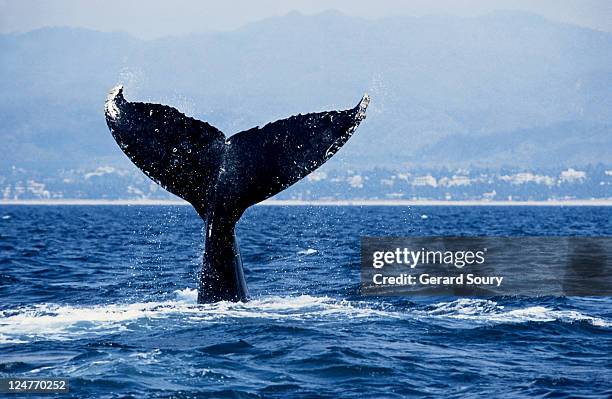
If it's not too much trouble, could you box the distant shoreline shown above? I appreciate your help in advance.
[1,199,611,206]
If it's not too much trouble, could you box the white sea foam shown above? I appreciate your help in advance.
[0,291,391,343]
[174,287,198,302]
[418,298,611,327]
[297,248,318,255]
[0,294,608,344]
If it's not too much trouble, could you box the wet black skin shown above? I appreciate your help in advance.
[105,86,369,303]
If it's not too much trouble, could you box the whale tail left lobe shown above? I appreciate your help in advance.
[105,86,369,302]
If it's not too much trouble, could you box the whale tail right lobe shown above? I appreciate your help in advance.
[105,86,369,302]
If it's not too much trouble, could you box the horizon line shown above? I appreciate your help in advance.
[1,199,611,207]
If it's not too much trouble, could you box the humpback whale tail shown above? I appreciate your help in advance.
[105,86,369,303]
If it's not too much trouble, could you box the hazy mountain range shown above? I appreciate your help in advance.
[1,10,611,174]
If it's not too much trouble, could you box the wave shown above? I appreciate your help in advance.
[0,290,390,343]
[418,298,611,327]
[297,248,318,255]
[0,292,608,344]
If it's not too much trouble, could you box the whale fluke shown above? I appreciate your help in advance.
[105,86,369,303]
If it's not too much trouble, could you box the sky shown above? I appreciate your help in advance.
[0,0,611,38]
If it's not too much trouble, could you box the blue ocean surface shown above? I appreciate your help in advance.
[0,205,611,398]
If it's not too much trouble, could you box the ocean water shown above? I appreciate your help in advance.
[0,205,611,398]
